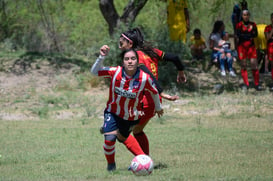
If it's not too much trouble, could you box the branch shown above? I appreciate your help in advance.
[120,0,148,24]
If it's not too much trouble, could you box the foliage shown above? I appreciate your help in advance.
[0,0,272,54]
[0,0,272,89]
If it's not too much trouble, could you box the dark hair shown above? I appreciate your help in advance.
[121,27,161,60]
[212,20,224,34]
[271,12,273,18]
[193,28,201,35]
[240,0,248,10]
[120,48,139,62]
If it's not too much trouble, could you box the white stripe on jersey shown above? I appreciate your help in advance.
[123,78,135,120]
[107,66,121,112]
[115,76,125,116]
[133,72,147,120]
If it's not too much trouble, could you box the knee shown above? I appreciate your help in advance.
[116,132,127,143]
[132,124,145,135]
[104,134,117,142]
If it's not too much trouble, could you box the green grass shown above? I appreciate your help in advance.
[1,91,273,181]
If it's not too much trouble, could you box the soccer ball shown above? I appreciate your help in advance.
[130,154,154,176]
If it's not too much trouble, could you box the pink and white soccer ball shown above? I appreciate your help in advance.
[130,154,154,176]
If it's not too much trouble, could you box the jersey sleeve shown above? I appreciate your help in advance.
[98,67,117,78]
[144,75,159,95]
[90,55,117,78]
[153,48,164,60]
[144,75,162,111]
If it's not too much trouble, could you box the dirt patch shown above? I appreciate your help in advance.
[0,56,272,121]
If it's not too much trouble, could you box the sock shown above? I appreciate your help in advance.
[103,140,116,164]
[252,69,259,86]
[134,131,149,155]
[123,134,144,156]
[241,69,249,86]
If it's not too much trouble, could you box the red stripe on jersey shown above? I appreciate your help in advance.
[98,66,117,77]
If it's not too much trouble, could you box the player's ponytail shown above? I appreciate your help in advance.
[122,28,161,60]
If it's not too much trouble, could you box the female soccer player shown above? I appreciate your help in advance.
[91,47,164,171]
[236,9,262,90]
[119,28,186,155]
[264,13,273,91]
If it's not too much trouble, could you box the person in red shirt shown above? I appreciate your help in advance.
[264,13,273,91]
[119,28,187,155]
[91,47,164,171]
[236,9,262,90]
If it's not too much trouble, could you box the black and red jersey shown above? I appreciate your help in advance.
[236,21,258,45]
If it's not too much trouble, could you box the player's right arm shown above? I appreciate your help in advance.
[90,45,114,77]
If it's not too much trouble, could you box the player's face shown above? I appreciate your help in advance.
[119,37,132,50]
[271,15,273,24]
[194,33,201,39]
[242,12,250,22]
[123,50,138,76]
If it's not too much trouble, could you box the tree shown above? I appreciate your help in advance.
[99,0,147,36]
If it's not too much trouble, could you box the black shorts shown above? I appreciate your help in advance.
[103,111,139,138]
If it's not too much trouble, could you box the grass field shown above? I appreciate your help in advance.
[1,84,273,180]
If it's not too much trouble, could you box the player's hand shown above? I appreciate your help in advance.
[177,71,187,83]
[160,92,179,101]
[100,45,110,56]
[155,109,164,118]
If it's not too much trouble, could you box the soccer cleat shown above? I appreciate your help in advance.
[107,162,116,171]
[254,85,263,91]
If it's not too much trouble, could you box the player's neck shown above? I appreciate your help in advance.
[124,71,136,78]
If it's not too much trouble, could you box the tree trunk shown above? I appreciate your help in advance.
[99,0,148,36]
[99,0,119,36]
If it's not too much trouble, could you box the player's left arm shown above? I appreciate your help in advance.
[162,52,187,83]
[251,23,258,38]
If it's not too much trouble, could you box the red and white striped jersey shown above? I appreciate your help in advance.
[98,66,160,121]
